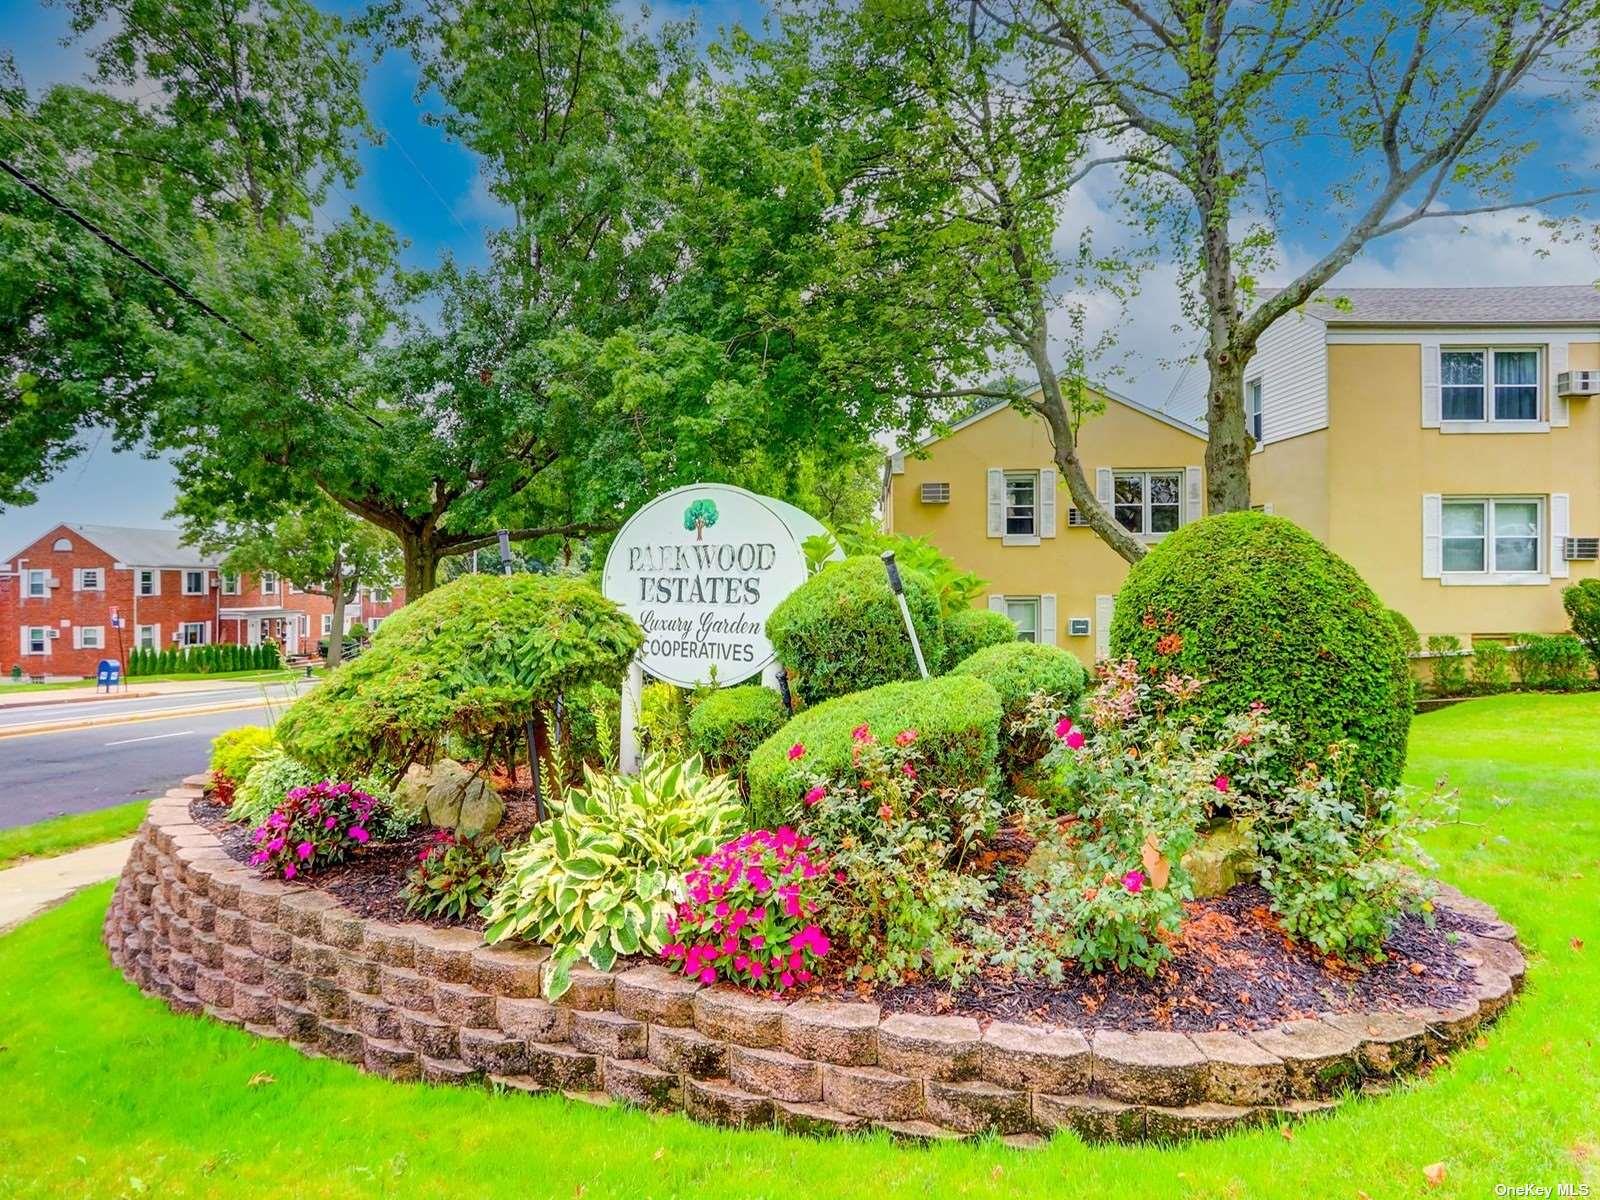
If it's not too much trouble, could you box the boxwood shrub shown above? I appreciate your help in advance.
[767,555,945,704]
[942,608,1017,667]
[687,685,788,782]
[746,675,1001,829]
[1110,512,1412,790]
[948,641,1088,774]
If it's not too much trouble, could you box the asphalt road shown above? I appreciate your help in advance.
[0,682,307,730]
[0,683,313,828]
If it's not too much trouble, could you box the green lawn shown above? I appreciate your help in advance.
[1,668,306,694]
[0,800,152,868]
[0,694,1596,1199]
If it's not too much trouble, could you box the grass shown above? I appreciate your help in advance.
[1,668,305,693]
[0,694,1597,1199]
[0,800,152,868]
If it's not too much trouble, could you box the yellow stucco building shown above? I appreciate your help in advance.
[886,285,1600,655]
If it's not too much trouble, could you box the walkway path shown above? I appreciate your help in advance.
[0,838,133,932]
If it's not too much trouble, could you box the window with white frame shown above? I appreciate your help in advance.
[1441,348,1540,422]
[1245,378,1264,442]
[1005,597,1040,643]
[370,588,390,604]
[1003,472,1037,537]
[79,626,104,650]
[25,569,47,598]
[182,569,206,595]
[1441,498,1542,575]
[261,571,278,595]
[76,567,103,591]
[220,572,239,595]
[180,622,208,646]
[136,625,157,651]
[137,569,159,596]
[26,627,48,654]
[1112,471,1183,536]
[320,613,333,636]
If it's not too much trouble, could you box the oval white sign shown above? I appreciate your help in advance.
[601,484,810,688]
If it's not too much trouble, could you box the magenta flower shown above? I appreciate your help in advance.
[1055,716,1074,738]
[296,841,314,860]
[348,826,369,844]
[282,863,297,880]
[894,728,918,746]
[787,742,805,761]
[1065,729,1086,749]
[1122,870,1145,894]
[851,723,872,743]
[803,785,826,808]
[1212,775,1230,794]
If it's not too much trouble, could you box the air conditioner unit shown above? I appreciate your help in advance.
[46,628,60,639]
[1066,507,1089,528]
[919,482,951,504]
[1067,616,1092,637]
[1557,371,1600,397]
[1565,537,1600,561]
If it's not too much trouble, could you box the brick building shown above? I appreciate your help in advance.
[1,524,406,679]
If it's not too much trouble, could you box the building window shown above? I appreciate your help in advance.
[182,569,206,595]
[1004,598,1040,643]
[220,572,239,595]
[261,571,278,596]
[138,569,159,596]
[80,626,104,650]
[180,622,208,646]
[1113,471,1183,537]
[1003,472,1037,537]
[919,482,951,504]
[27,627,47,654]
[1441,348,1540,422]
[1245,378,1264,442]
[77,568,102,591]
[25,569,47,598]
[370,588,390,604]
[1442,498,1542,575]
[321,614,333,636]
[136,625,156,651]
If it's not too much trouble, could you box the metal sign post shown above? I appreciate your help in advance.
[881,550,929,679]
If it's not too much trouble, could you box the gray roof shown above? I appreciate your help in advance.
[1285,285,1600,326]
[62,524,224,568]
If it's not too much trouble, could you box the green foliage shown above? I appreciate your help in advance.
[767,555,946,704]
[1428,636,1469,697]
[686,685,787,782]
[747,675,1001,829]
[948,641,1087,774]
[276,573,641,777]
[941,608,1017,667]
[481,755,741,999]
[636,683,691,759]
[834,524,987,616]
[208,726,276,786]
[1471,642,1513,694]
[563,682,621,771]
[402,832,504,922]
[1564,579,1600,674]
[1111,513,1412,789]
[1511,634,1592,691]
[1387,609,1421,655]
[231,749,322,826]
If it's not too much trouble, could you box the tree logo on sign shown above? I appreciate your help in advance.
[683,498,719,541]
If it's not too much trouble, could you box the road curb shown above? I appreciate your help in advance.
[0,699,268,741]
[0,690,160,712]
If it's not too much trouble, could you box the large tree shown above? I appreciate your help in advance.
[993,0,1600,514]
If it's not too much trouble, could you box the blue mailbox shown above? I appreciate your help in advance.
[96,658,122,692]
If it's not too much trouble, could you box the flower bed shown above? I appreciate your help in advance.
[104,775,1525,1144]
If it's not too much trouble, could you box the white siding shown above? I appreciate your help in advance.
[1246,309,1328,442]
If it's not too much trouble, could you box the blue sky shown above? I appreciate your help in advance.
[1,0,1597,555]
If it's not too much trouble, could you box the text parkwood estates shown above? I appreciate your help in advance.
[629,540,778,665]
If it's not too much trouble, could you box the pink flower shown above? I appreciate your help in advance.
[1065,730,1086,750]
[877,802,894,821]
[780,971,795,988]
[788,742,805,761]
[803,785,825,808]
[296,841,314,860]
[348,826,369,844]
[1055,716,1074,738]
[851,723,872,743]
[1212,775,1230,794]
[1122,870,1145,894]
[267,836,285,852]
[699,968,715,984]
[901,762,916,779]
[895,728,918,746]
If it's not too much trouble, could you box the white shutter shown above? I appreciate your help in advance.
[986,468,1004,538]
[72,569,83,591]
[1421,341,1442,427]
[1261,502,1276,515]
[1094,595,1114,661]
[1039,469,1057,538]
[72,626,82,649]
[1551,493,1570,579]
[1040,594,1057,646]
[1183,466,1204,524]
[1550,342,1570,427]
[1422,493,1443,579]
[1095,468,1113,506]
[151,624,161,651]
[988,594,1007,615]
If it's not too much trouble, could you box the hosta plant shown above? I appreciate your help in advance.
[402,830,504,922]
[482,754,741,999]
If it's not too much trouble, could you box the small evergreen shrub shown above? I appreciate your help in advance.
[1427,635,1468,696]
[767,555,945,704]
[1112,513,1412,789]
[948,642,1088,774]
[1565,579,1600,675]
[687,685,787,781]
[1470,642,1513,693]
[746,675,1001,829]
[1513,633,1592,690]
[209,725,276,787]
[942,608,1017,667]
[1387,608,1421,655]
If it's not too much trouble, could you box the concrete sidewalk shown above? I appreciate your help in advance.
[0,838,134,932]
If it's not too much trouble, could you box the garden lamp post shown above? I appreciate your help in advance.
[881,550,929,679]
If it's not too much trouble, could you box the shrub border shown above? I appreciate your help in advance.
[104,777,1525,1145]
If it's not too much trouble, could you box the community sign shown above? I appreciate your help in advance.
[601,484,819,688]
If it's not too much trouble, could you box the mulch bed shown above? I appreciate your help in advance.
[192,795,1491,1032]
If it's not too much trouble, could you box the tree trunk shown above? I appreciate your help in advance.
[326,550,347,669]
[399,530,441,599]
[1204,352,1252,513]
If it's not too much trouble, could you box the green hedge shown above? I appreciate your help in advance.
[767,555,945,705]
[1110,512,1412,790]
[746,675,1001,829]
[687,685,788,782]
[942,608,1017,667]
[1387,609,1421,655]
[948,641,1087,774]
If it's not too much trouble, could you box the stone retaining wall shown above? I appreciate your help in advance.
[103,778,1527,1145]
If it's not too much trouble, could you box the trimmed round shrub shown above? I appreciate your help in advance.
[209,724,276,785]
[746,675,1001,828]
[277,573,642,776]
[942,607,1017,667]
[1387,608,1420,655]
[1110,512,1412,790]
[688,685,788,781]
[767,555,945,704]
[949,641,1088,774]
